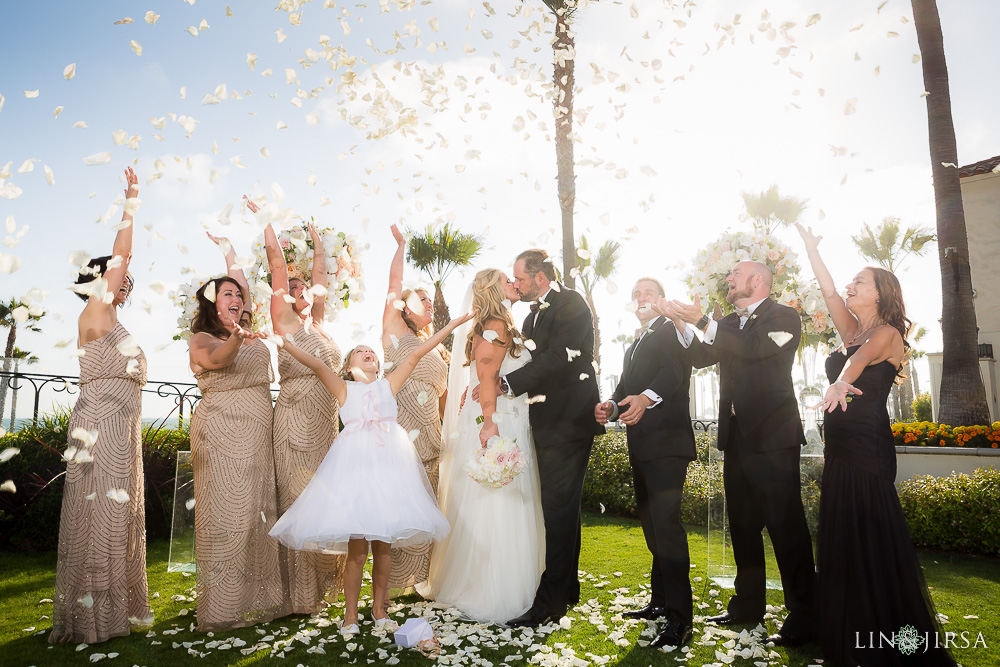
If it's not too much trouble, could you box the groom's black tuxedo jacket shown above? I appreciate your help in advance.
[505,284,604,445]
[610,316,696,462]
[688,298,806,452]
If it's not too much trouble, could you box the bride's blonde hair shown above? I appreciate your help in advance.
[464,268,523,366]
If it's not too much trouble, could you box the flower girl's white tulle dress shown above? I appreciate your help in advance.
[269,378,449,553]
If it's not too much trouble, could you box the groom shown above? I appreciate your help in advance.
[502,249,603,627]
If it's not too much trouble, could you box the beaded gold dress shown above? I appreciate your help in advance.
[274,326,345,613]
[190,341,287,631]
[49,322,151,644]
[383,330,448,591]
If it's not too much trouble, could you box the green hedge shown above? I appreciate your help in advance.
[3,420,997,557]
[583,430,996,557]
[897,468,1000,557]
[0,412,187,551]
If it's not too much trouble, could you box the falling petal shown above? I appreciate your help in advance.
[63,63,77,80]
[25,90,40,99]
[204,281,217,302]
[0,447,19,463]
[185,498,196,510]
[106,488,130,503]
[186,26,199,36]
[482,330,499,343]
[145,10,159,24]
[44,165,55,185]
[130,40,142,56]
[230,155,246,169]
[116,335,141,357]
[78,594,94,609]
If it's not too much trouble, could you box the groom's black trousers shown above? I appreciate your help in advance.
[532,436,593,614]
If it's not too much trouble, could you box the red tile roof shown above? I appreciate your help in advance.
[959,155,1000,177]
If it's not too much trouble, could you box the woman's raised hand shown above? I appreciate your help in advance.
[307,220,320,240]
[390,223,406,247]
[123,166,138,198]
[243,195,260,214]
[794,222,822,253]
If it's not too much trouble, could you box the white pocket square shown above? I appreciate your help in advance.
[768,331,794,347]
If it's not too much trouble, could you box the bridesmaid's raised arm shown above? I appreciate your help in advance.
[382,224,410,346]
[795,222,856,340]
[308,221,327,323]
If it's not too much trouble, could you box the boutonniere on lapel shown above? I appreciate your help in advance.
[750,313,758,322]
[538,300,550,311]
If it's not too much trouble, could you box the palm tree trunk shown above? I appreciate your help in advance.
[0,324,15,419]
[432,282,453,351]
[584,291,601,375]
[911,0,990,426]
[9,358,17,428]
[553,8,576,288]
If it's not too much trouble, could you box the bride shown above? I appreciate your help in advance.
[417,269,545,624]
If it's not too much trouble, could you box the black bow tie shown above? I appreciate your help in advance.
[529,302,541,314]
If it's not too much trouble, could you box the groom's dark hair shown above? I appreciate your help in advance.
[635,277,666,297]
[517,249,556,281]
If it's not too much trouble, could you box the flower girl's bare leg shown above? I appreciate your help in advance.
[370,540,391,619]
[343,539,368,625]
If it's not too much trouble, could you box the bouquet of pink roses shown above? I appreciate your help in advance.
[464,436,527,488]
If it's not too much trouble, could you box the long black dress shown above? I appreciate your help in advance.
[819,347,956,666]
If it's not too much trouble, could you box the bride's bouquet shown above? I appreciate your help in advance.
[464,436,527,488]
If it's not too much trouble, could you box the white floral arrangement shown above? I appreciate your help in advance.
[684,229,838,349]
[247,219,364,324]
[169,275,212,342]
[464,435,528,488]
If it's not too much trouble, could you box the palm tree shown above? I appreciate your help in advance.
[572,235,622,374]
[0,299,44,421]
[6,347,38,428]
[406,223,485,349]
[851,217,935,273]
[741,185,808,235]
[540,0,581,288]
[910,0,990,426]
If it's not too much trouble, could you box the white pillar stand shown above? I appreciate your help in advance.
[167,450,196,573]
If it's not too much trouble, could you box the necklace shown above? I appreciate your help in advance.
[847,319,882,346]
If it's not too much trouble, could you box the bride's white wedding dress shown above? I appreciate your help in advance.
[418,351,545,623]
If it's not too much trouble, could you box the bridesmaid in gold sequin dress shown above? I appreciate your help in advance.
[256,197,345,614]
[188,266,288,631]
[50,168,151,644]
[382,225,450,594]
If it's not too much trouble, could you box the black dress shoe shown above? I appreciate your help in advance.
[507,606,566,628]
[650,618,692,648]
[623,604,668,620]
[705,612,762,626]
[766,631,815,648]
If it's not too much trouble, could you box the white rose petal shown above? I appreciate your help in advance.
[116,334,141,357]
[0,447,20,463]
[64,63,76,80]
[85,492,96,501]
[767,331,794,347]
[25,90,40,99]
[482,330,499,343]
[106,488,130,504]
[566,348,581,362]
[407,429,420,443]
[145,10,159,24]
[0,480,16,493]
[416,390,429,406]
[524,339,536,351]
[0,254,21,273]
[185,498,196,510]
[129,40,142,56]
[78,594,94,609]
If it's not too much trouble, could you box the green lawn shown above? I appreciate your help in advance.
[1,513,997,666]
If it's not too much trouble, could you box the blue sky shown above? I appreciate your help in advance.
[2,0,998,418]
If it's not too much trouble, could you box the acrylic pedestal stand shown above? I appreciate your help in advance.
[167,450,196,573]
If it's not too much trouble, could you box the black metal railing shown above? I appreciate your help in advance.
[0,370,280,427]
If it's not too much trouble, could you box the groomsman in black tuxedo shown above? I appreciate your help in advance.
[502,249,604,628]
[595,277,695,648]
[659,261,816,647]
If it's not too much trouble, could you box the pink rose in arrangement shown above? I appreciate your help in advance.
[464,436,528,488]
[279,238,291,250]
[767,249,780,261]
[719,242,731,252]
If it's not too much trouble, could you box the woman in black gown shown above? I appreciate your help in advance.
[796,223,955,667]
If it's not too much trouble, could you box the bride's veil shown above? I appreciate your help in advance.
[441,281,475,456]
[434,281,474,522]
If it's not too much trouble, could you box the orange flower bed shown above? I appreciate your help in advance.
[892,421,1000,448]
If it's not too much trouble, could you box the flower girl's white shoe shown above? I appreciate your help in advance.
[372,614,399,633]
[340,621,360,638]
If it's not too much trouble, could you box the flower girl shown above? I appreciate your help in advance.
[268,312,472,636]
